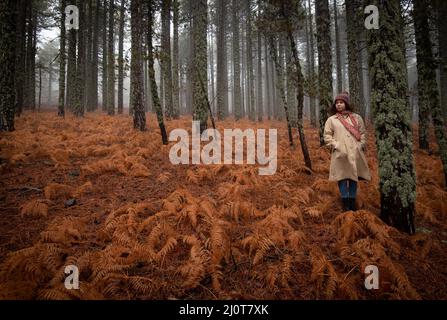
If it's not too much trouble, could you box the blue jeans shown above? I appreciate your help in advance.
[338,179,357,199]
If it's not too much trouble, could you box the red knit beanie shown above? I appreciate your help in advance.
[333,91,350,108]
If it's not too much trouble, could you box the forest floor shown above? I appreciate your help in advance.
[0,111,446,300]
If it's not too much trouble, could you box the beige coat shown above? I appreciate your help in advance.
[323,113,371,182]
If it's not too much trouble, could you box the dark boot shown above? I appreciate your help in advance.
[342,198,350,212]
[349,198,357,211]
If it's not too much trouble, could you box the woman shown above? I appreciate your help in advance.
[323,92,371,211]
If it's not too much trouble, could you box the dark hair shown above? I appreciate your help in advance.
[330,99,354,115]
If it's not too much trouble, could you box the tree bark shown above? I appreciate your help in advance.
[107,0,115,115]
[413,0,447,186]
[316,0,333,146]
[58,0,66,117]
[172,0,180,118]
[130,0,145,130]
[117,0,125,114]
[216,0,228,120]
[367,0,416,234]
[333,0,342,93]
[147,0,167,143]
[0,0,17,131]
[192,0,209,133]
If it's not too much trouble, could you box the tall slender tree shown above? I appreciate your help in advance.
[0,0,17,131]
[345,0,362,115]
[192,0,209,133]
[161,0,173,119]
[172,0,180,118]
[256,1,263,122]
[315,0,333,146]
[107,0,115,115]
[232,0,241,120]
[118,0,125,114]
[333,0,342,93]
[367,0,416,234]
[102,0,108,111]
[58,0,66,117]
[15,0,27,117]
[413,0,447,186]
[147,0,168,143]
[74,0,86,117]
[436,0,447,121]
[130,0,145,130]
[246,0,255,121]
[216,0,228,120]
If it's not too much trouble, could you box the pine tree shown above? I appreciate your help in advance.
[130,0,145,130]
[117,0,125,114]
[102,0,108,111]
[0,0,17,131]
[147,0,168,143]
[413,0,447,186]
[436,0,447,122]
[345,0,362,115]
[333,0,342,93]
[305,0,317,127]
[245,0,255,121]
[315,0,333,146]
[107,0,115,115]
[73,0,85,117]
[58,0,66,117]
[15,0,27,117]
[367,0,416,234]
[161,0,173,119]
[192,0,208,133]
[216,0,228,120]
[256,1,263,122]
[172,0,180,119]
[232,0,242,120]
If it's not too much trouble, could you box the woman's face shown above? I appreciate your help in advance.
[336,100,346,112]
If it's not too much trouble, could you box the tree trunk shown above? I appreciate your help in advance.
[38,65,42,111]
[15,0,27,117]
[192,0,208,133]
[413,0,447,186]
[281,0,312,170]
[0,0,17,131]
[172,0,180,118]
[67,6,77,111]
[102,0,108,111]
[117,0,125,114]
[268,35,294,146]
[264,38,271,120]
[131,0,145,130]
[333,0,342,93]
[147,0,168,143]
[246,0,255,121]
[367,0,416,234]
[107,0,115,115]
[161,0,173,119]
[92,0,100,111]
[73,0,85,117]
[316,0,333,146]
[256,4,263,122]
[306,0,317,127]
[232,0,241,120]
[436,0,447,122]
[216,0,228,120]
[346,0,362,115]
[58,0,66,117]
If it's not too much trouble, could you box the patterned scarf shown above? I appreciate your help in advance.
[336,111,361,141]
